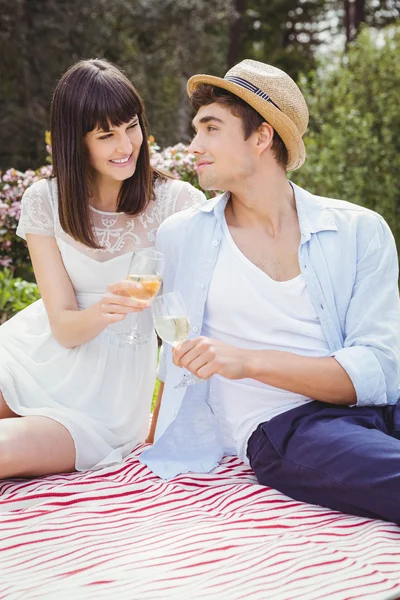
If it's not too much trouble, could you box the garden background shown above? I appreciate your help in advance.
[1,0,399,324]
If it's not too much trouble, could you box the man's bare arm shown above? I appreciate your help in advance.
[247,350,356,405]
[173,338,356,405]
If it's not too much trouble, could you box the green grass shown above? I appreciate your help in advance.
[152,378,161,412]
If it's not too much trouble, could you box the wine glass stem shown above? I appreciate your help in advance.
[129,312,139,336]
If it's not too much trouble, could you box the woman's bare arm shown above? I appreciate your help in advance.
[27,234,148,348]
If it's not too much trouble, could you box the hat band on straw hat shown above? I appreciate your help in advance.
[225,76,281,111]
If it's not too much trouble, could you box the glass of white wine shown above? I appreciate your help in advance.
[152,291,203,388]
[122,248,164,345]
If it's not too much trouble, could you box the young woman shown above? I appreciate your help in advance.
[0,59,205,478]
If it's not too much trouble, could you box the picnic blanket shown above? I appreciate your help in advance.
[1,444,400,600]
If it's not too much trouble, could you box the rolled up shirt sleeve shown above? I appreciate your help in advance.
[332,217,400,406]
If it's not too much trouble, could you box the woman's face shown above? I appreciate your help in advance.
[85,116,144,184]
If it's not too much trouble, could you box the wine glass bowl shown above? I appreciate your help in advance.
[122,248,164,345]
[152,291,203,387]
[126,274,162,301]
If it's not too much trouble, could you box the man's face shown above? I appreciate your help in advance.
[189,103,257,192]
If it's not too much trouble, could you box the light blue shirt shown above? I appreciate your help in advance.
[141,183,400,479]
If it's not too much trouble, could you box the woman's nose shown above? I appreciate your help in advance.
[117,134,133,155]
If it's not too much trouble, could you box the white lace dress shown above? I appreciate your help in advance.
[0,177,205,470]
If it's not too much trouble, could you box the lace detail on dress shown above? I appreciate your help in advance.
[17,177,207,262]
[183,183,209,211]
[17,180,54,238]
[136,179,169,243]
[88,211,142,253]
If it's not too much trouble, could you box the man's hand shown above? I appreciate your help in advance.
[173,336,249,380]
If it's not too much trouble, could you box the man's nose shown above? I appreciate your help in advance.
[188,134,205,155]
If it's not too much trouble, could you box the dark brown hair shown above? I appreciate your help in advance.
[51,59,165,248]
[190,84,288,169]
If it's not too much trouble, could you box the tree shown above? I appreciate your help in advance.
[1,0,398,171]
[294,26,400,253]
[0,0,139,170]
[237,0,329,80]
[340,0,400,44]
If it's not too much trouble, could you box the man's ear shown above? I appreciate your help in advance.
[256,122,274,151]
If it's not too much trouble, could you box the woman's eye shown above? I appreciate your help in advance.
[128,122,138,129]
[99,133,113,140]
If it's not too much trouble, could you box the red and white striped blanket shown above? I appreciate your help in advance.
[1,444,400,600]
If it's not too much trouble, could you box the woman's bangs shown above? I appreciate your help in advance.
[84,78,141,134]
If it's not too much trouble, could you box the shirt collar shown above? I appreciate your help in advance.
[291,182,338,242]
[198,183,338,240]
[198,190,230,220]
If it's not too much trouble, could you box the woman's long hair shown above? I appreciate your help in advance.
[50,59,164,248]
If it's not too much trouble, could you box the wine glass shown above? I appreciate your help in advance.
[122,248,164,345]
[152,291,203,388]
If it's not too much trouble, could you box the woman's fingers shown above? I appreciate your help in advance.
[101,292,149,312]
[102,312,127,324]
[107,280,144,296]
[101,303,144,316]
[99,282,151,326]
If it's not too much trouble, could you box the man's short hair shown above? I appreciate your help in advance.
[190,84,288,170]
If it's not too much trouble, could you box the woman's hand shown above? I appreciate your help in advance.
[98,280,150,325]
[25,235,151,347]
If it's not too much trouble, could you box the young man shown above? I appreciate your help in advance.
[141,60,400,523]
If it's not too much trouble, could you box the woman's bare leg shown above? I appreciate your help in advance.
[0,416,76,478]
[0,390,19,419]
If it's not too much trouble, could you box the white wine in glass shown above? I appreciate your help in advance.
[153,316,190,345]
[122,248,164,345]
[152,292,203,388]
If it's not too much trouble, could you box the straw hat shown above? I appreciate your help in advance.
[187,59,309,171]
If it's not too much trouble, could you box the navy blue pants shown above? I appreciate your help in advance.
[247,400,400,524]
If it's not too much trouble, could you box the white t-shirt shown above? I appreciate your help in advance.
[202,215,331,463]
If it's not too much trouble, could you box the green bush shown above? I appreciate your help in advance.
[0,268,40,323]
[294,27,400,254]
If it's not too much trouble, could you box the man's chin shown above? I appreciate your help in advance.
[197,174,220,192]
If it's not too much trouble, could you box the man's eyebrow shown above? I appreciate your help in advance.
[192,116,225,129]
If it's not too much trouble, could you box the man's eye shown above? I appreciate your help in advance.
[207,126,217,132]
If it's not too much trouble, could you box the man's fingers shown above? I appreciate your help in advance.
[185,355,212,378]
[196,364,215,380]
[172,339,198,365]
[173,338,216,372]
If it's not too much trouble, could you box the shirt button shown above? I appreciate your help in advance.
[212,240,219,246]
[192,326,198,332]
